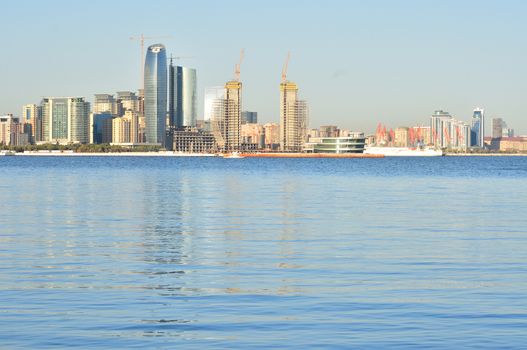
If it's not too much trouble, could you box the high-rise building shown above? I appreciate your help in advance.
[211,81,242,151]
[41,97,90,144]
[90,112,113,144]
[169,63,197,128]
[241,111,258,124]
[22,104,42,143]
[204,86,224,122]
[492,118,514,138]
[0,115,29,146]
[471,108,485,147]
[93,94,116,115]
[279,81,308,152]
[144,44,167,145]
[430,110,471,150]
[116,91,139,116]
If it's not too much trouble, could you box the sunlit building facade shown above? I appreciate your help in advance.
[169,64,197,128]
[144,44,167,145]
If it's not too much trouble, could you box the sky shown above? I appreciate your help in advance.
[1,0,527,134]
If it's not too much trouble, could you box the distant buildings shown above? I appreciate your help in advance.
[22,104,41,143]
[492,118,514,139]
[471,108,485,148]
[279,81,308,151]
[0,115,29,146]
[169,62,197,128]
[430,110,471,150]
[90,112,113,144]
[93,94,117,115]
[144,44,167,145]
[41,97,90,144]
[241,111,257,124]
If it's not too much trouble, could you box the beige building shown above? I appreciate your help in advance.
[280,81,308,151]
[22,104,41,143]
[394,127,409,147]
[112,111,139,144]
[241,123,264,146]
[487,137,527,152]
[263,123,280,149]
[412,126,431,145]
[0,115,29,146]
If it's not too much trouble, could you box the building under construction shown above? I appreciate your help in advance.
[279,54,308,152]
[211,51,244,152]
[170,126,215,153]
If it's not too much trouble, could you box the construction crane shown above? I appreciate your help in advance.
[169,54,195,66]
[234,49,244,82]
[130,34,174,89]
[281,51,291,83]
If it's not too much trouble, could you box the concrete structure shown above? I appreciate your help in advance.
[241,111,258,124]
[171,127,215,153]
[169,63,197,128]
[41,97,90,144]
[211,81,242,151]
[22,104,41,143]
[471,108,485,148]
[112,110,139,144]
[280,81,308,151]
[304,133,366,154]
[144,44,167,145]
[430,110,471,150]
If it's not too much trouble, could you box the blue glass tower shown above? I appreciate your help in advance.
[144,44,167,145]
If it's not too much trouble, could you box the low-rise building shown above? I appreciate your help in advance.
[304,132,366,154]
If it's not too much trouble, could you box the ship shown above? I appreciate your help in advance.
[363,146,443,157]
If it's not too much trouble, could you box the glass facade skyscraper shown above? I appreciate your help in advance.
[471,108,485,148]
[169,64,197,128]
[144,44,167,145]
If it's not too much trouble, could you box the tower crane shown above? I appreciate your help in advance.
[281,51,291,83]
[130,34,174,89]
[234,49,244,82]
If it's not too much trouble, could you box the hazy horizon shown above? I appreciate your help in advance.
[2,0,527,134]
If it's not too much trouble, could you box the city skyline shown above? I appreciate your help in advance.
[2,0,527,134]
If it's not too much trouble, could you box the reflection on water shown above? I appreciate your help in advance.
[1,156,527,348]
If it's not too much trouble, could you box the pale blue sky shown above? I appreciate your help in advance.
[2,0,526,134]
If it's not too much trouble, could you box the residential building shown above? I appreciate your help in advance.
[241,123,265,149]
[112,110,139,144]
[144,44,167,145]
[319,125,339,138]
[22,104,41,143]
[279,81,308,151]
[0,115,29,146]
[263,122,280,150]
[394,127,409,147]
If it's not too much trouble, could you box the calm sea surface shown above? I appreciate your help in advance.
[1,156,526,349]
